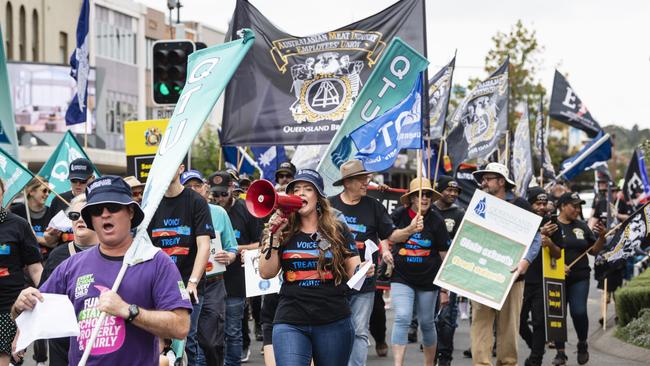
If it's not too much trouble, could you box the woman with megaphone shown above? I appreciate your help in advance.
[258,169,371,366]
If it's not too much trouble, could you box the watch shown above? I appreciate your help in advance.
[126,304,140,323]
[188,278,199,285]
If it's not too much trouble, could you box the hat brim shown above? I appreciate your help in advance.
[210,186,229,194]
[81,200,144,231]
[286,178,326,197]
[69,172,93,180]
[332,170,372,186]
[399,188,442,205]
[472,170,516,188]
[275,168,294,177]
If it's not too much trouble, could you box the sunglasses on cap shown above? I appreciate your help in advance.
[67,211,81,221]
[86,203,126,217]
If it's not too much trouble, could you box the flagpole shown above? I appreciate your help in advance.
[33,175,71,207]
[433,138,445,185]
[602,278,608,331]
[505,130,510,169]
[539,94,545,185]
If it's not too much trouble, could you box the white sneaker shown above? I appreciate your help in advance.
[241,347,251,363]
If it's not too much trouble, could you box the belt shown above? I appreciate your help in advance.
[206,274,224,283]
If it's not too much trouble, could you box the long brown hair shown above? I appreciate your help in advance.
[271,195,352,285]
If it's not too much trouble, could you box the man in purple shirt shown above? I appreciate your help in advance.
[12,176,191,365]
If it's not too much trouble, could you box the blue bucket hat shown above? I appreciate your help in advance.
[81,175,145,231]
[285,169,326,197]
[180,169,205,185]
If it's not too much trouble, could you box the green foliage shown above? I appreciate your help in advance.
[615,269,650,327]
[616,308,650,349]
[191,125,221,177]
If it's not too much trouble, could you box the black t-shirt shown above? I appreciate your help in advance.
[525,216,549,285]
[49,190,75,217]
[274,228,359,325]
[224,199,263,298]
[553,219,596,284]
[390,206,450,291]
[148,188,215,293]
[41,242,90,285]
[0,212,42,311]
[11,203,57,259]
[329,194,395,293]
[432,204,465,240]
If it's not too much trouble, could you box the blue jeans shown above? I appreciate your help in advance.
[391,282,438,346]
[555,279,590,349]
[186,295,204,366]
[225,297,245,366]
[273,317,354,366]
[348,291,375,366]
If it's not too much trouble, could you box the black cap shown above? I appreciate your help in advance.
[69,158,93,180]
[275,161,296,179]
[527,187,549,204]
[81,176,144,231]
[207,171,231,194]
[436,176,462,192]
[557,191,586,206]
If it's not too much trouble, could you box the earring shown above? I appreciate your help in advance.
[316,202,323,216]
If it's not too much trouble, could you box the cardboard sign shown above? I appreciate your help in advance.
[205,234,227,278]
[543,246,567,342]
[244,249,281,297]
[434,190,541,310]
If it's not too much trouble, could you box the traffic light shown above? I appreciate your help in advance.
[152,40,195,105]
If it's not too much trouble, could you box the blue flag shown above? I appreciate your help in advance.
[350,76,423,172]
[65,0,90,125]
[223,146,256,176]
[558,131,612,181]
[251,146,287,180]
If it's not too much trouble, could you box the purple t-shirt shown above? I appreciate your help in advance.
[40,246,192,366]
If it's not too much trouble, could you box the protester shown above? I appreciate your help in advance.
[148,166,215,365]
[470,163,542,366]
[0,178,43,366]
[39,194,98,366]
[259,169,365,366]
[433,176,466,366]
[552,192,606,366]
[211,171,262,366]
[381,177,450,366]
[124,176,145,204]
[12,176,191,365]
[329,159,421,365]
[274,161,296,190]
[519,187,562,366]
[10,177,58,258]
[183,169,238,366]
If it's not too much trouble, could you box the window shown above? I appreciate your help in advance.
[19,5,26,61]
[59,32,68,64]
[5,2,13,60]
[95,5,137,64]
[145,38,155,70]
[31,10,38,61]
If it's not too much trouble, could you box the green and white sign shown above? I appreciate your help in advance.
[434,190,541,310]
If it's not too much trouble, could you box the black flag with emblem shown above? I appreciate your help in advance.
[622,149,650,204]
[221,0,426,146]
[427,56,455,140]
[549,70,601,138]
[597,201,650,263]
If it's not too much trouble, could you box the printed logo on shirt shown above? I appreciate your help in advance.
[33,225,44,237]
[0,267,9,277]
[178,281,190,301]
[342,215,367,235]
[283,240,333,287]
[77,285,125,355]
[0,244,10,255]
[444,219,456,233]
[573,228,585,240]
[234,230,241,239]
[398,233,431,263]
[151,225,191,237]
[75,274,95,299]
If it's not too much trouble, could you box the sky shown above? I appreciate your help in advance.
[139,0,650,129]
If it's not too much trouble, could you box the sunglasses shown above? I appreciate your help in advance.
[40,188,51,194]
[67,211,81,221]
[86,203,125,217]
[212,191,229,197]
[481,175,500,183]
[132,191,143,197]
[276,173,293,179]
[70,178,89,184]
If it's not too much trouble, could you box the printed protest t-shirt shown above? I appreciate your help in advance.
[432,205,465,240]
[553,219,596,284]
[0,212,41,311]
[274,228,359,325]
[39,247,192,366]
[329,194,395,293]
[11,203,57,258]
[148,188,215,291]
[224,199,262,298]
[390,206,450,291]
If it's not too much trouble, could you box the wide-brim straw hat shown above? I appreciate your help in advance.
[400,177,442,205]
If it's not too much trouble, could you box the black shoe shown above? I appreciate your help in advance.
[463,348,472,358]
[408,328,418,343]
[255,325,263,342]
[577,342,589,365]
[552,351,568,366]
[525,357,541,366]
[437,357,452,366]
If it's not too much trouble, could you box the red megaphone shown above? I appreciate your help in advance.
[245,180,303,232]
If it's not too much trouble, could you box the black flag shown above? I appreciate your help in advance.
[221,0,426,146]
[549,70,601,137]
[447,58,509,169]
[427,56,455,140]
[597,202,650,263]
[622,149,650,204]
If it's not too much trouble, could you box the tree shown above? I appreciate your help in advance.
[191,126,221,177]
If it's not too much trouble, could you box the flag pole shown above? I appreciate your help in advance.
[505,130,510,169]
[33,175,70,207]
[602,278,608,331]
[433,138,445,185]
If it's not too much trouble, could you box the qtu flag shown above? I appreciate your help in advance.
[37,131,101,205]
[622,149,650,205]
[557,131,612,181]
[0,147,34,207]
[65,0,90,125]
[0,28,20,159]
[351,75,423,172]
[251,146,287,180]
[534,96,555,176]
[512,102,533,197]
[549,70,601,138]
[428,55,455,140]
[316,37,429,195]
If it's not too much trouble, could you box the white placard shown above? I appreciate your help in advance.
[347,260,373,291]
[206,234,227,278]
[244,249,281,297]
[15,293,80,351]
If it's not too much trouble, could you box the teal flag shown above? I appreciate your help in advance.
[37,131,101,204]
[316,37,429,195]
[0,146,34,207]
[0,28,20,159]
[127,29,254,266]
